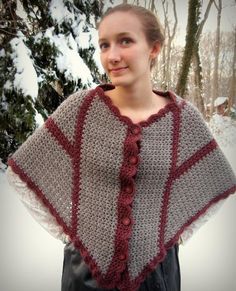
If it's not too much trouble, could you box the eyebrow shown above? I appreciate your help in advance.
[98,32,132,43]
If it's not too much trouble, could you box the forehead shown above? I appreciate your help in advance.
[98,11,144,39]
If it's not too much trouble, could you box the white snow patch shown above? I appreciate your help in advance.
[10,35,38,100]
[208,114,236,147]
[0,48,5,57]
[35,112,44,127]
[214,96,228,107]
[49,0,74,25]
[3,80,12,90]
[44,28,93,85]
[90,28,105,74]
[16,0,28,21]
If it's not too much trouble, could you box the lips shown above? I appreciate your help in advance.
[109,66,128,73]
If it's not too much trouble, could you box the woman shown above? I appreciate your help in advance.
[7,4,236,291]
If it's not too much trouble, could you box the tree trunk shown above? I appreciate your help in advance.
[193,0,214,118]
[192,46,205,116]
[228,27,236,113]
[176,0,201,97]
[161,0,178,90]
[211,0,222,116]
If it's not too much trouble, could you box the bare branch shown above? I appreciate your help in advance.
[196,0,214,41]
[170,0,178,41]
[213,0,219,11]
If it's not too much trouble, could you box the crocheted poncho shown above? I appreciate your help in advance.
[8,84,236,290]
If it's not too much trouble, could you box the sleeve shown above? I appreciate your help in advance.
[6,166,70,243]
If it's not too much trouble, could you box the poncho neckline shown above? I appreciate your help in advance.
[97,84,179,127]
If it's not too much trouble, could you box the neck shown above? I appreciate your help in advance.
[109,81,155,110]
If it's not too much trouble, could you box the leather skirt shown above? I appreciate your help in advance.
[61,243,181,291]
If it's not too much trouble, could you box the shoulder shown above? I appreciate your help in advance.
[169,92,213,138]
[170,92,205,122]
[50,89,94,119]
[60,89,92,108]
[182,100,206,125]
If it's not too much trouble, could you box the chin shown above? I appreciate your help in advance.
[110,77,133,87]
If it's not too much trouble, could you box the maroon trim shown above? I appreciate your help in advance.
[7,158,71,235]
[71,89,96,237]
[64,88,115,288]
[124,108,234,290]
[158,105,181,244]
[96,85,180,128]
[98,124,142,288]
[45,117,74,157]
[96,86,133,126]
[159,105,181,245]
[126,184,236,291]
[165,184,236,249]
[174,139,218,179]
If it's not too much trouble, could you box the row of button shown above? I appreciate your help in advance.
[117,124,142,264]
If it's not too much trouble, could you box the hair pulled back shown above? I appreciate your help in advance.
[99,4,165,46]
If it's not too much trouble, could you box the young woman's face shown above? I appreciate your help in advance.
[98,12,159,88]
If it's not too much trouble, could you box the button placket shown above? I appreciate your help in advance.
[115,125,142,269]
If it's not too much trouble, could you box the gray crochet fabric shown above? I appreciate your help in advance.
[8,84,236,291]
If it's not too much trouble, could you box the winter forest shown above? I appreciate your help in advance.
[0,0,236,165]
[0,1,236,291]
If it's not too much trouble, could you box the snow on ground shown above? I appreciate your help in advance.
[0,119,236,291]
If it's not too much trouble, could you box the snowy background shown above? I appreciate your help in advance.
[1,0,236,290]
[0,117,236,291]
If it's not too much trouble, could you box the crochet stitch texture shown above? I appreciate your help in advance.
[8,84,236,290]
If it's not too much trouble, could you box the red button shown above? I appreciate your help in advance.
[119,254,126,261]
[131,126,141,135]
[122,217,131,226]
[129,156,139,165]
[124,185,134,194]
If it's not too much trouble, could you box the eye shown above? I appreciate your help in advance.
[120,38,132,46]
[99,42,109,51]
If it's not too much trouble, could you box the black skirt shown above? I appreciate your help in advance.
[61,243,181,291]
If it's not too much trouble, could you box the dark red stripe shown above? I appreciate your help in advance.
[165,184,236,248]
[8,158,70,235]
[97,85,178,127]
[71,89,96,237]
[128,186,236,291]
[70,87,134,289]
[101,125,141,288]
[174,139,218,180]
[159,106,181,246]
[45,117,74,157]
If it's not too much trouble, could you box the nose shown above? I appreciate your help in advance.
[107,45,121,63]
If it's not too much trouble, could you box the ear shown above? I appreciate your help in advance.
[150,42,161,59]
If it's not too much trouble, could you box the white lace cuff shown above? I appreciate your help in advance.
[179,199,225,244]
[6,166,70,243]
